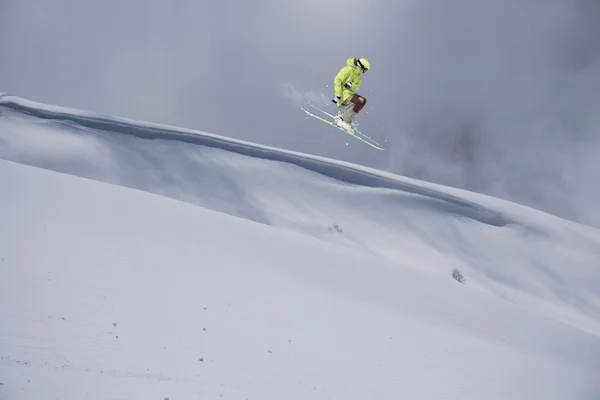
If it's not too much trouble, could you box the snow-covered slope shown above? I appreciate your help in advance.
[2,159,600,400]
[1,94,600,399]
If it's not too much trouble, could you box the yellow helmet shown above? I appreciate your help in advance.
[355,57,370,72]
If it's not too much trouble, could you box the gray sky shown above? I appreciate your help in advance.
[1,0,599,226]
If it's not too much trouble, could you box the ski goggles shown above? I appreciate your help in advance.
[356,59,369,72]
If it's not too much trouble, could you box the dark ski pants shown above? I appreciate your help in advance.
[341,94,367,123]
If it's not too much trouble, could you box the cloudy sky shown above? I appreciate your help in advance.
[1,0,599,226]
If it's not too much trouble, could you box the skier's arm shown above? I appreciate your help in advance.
[333,67,351,97]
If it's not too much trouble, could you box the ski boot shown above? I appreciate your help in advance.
[334,112,354,133]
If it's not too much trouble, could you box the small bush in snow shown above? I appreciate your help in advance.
[452,269,465,284]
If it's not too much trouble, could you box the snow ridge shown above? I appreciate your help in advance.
[0,94,514,227]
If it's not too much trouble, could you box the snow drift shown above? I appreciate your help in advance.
[1,94,599,399]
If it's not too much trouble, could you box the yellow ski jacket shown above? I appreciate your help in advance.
[333,58,363,106]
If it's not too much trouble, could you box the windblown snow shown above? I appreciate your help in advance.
[1,94,599,400]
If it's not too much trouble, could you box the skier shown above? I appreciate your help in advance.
[332,57,370,132]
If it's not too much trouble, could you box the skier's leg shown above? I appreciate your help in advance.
[341,94,367,123]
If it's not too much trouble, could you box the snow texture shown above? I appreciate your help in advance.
[1,94,600,399]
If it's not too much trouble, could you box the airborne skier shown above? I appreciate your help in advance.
[300,56,383,149]
[332,57,371,132]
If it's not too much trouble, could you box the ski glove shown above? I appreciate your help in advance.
[344,82,353,89]
[332,96,341,104]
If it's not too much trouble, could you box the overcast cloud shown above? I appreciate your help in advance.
[1,0,599,226]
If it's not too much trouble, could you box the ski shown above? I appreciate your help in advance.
[301,107,385,150]
[306,102,382,147]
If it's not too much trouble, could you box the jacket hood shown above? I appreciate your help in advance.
[346,58,359,68]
